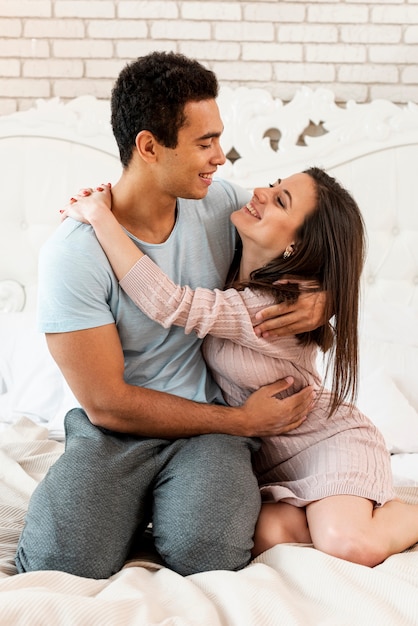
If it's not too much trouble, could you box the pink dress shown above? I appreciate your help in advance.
[120,256,395,507]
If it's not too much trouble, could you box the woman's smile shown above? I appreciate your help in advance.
[244,202,261,219]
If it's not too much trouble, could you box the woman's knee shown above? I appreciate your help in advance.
[314,524,386,566]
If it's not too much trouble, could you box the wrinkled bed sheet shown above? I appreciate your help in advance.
[1,418,417,626]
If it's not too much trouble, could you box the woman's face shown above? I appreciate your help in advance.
[231,173,317,266]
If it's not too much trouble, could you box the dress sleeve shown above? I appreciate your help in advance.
[119,255,268,345]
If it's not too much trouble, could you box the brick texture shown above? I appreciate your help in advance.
[0,0,417,114]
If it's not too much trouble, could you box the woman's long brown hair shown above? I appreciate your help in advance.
[232,167,366,416]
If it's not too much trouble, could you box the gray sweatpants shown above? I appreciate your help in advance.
[15,408,261,578]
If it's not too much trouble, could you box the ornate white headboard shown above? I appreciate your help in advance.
[1,87,417,313]
[0,96,121,312]
[217,87,418,309]
[0,88,417,444]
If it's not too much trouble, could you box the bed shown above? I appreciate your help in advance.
[0,88,417,625]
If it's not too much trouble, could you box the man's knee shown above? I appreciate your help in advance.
[156,521,255,576]
[15,538,120,578]
[153,435,261,576]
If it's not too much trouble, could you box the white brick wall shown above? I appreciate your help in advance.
[0,0,417,114]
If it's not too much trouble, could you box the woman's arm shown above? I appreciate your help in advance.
[120,256,268,345]
[62,185,326,343]
[58,188,314,437]
[62,186,271,348]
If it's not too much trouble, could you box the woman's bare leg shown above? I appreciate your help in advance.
[252,502,311,557]
[306,496,418,567]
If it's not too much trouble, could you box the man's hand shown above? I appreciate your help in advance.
[240,377,315,437]
[254,289,328,338]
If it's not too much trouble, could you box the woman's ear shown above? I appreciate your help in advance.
[135,130,158,162]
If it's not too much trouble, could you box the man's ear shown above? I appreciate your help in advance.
[135,130,158,162]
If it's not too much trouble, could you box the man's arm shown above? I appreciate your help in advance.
[254,290,328,338]
[47,323,315,438]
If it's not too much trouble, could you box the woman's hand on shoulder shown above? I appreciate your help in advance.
[60,183,112,225]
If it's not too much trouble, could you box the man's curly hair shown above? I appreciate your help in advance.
[111,51,219,167]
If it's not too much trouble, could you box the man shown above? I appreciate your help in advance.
[16,52,323,578]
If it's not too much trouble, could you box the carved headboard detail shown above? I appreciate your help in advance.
[0,87,417,313]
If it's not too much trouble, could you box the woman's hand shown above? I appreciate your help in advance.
[60,183,112,224]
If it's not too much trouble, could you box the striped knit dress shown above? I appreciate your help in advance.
[120,256,395,507]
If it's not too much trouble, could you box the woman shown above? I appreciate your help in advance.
[62,168,418,566]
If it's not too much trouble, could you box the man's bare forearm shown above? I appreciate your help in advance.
[82,378,314,439]
[46,329,314,439]
[84,383,244,437]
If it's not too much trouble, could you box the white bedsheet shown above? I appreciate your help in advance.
[0,418,417,626]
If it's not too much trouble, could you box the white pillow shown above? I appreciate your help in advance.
[316,300,418,454]
[355,302,418,453]
[356,367,418,454]
[0,312,77,436]
[0,279,26,313]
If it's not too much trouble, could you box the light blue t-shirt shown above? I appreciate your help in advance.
[38,179,251,405]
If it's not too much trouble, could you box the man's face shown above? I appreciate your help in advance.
[155,99,226,200]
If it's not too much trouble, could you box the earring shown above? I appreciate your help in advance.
[283,246,293,259]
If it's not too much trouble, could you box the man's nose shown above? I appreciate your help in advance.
[213,142,226,166]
